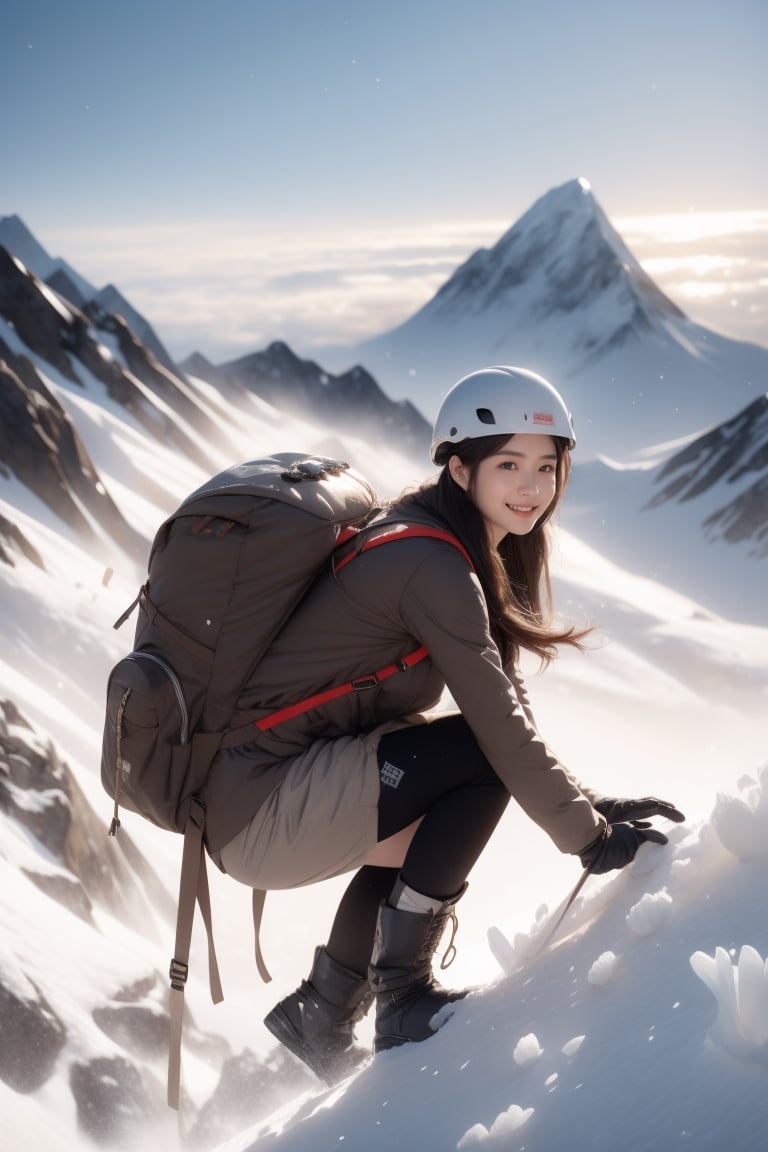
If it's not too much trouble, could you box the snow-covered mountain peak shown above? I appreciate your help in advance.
[339,179,766,457]
[426,177,683,339]
[501,174,601,245]
[0,215,53,278]
[0,213,96,305]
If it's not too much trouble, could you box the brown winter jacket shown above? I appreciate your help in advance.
[202,503,605,860]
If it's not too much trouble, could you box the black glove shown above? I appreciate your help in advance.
[593,796,686,828]
[579,822,669,874]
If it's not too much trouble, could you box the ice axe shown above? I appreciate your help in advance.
[489,865,592,976]
[530,864,592,955]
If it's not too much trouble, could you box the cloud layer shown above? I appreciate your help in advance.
[43,209,768,363]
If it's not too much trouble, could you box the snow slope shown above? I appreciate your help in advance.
[218,775,768,1152]
[0,261,766,1148]
[0,376,766,1150]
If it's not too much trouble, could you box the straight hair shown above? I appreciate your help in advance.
[401,433,591,666]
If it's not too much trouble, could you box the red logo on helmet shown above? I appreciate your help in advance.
[532,412,555,426]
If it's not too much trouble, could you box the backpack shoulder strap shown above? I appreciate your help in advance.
[334,523,474,574]
[251,524,474,734]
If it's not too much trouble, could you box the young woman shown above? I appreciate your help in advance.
[201,366,684,1083]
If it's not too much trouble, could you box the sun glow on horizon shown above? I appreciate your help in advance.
[615,208,768,245]
[33,206,768,360]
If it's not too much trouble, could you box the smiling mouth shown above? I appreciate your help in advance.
[508,504,536,514]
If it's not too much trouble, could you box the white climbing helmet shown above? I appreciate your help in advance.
[430,366,576,463]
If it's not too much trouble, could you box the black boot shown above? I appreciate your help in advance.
[369,886,469,1053]
[263,946,373,1084]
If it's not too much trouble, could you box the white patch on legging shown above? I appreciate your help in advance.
[380,761,405,789]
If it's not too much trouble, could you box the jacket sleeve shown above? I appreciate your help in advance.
[399,549,604,855]
[506,662,602,807]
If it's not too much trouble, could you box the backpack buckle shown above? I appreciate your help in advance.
[282,458,349,482]
[351,675,379,691]
[169,958,189,991]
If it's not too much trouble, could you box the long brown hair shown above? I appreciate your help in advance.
[401,432,590,666]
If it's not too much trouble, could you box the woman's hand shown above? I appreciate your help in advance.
[577,795,685,874]
[593,795,686,828]
[579,821,670,874]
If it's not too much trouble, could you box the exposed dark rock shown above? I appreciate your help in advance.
[202,339,430,454]
[0,337,146,561]
[22,868,94,924]
[703,473,768,552]
[85,305,213,444]
[0,248,215,493]
[0,699,174,933]
[0,245,84,382]
[69,1054,163,1145]
[0,974,67,1092]
[422,178,684,343]
[0,214,56,281]
[93,984,230,1066]
[92,282,179,376]
[93,966,232,1075]
[187,1046,316,1148]
[179,350,216,380]
[93,1001,169,1058]
[651,394,768,503]
[647,394,768,554]
[0,510,45,569]
[0,214,95,301]
[2,228,429,476]
[0,216,176,374]
[46,266,88,309]
[112,974,158,1002]
[0,743,72,856]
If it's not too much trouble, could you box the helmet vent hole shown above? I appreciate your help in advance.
[476,407,496,425]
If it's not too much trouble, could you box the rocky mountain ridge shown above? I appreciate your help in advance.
[0,697,315,1145]
[0,213,430,457]
[180,339,428,455]
[0,232,430,565]
[649,391,768,555]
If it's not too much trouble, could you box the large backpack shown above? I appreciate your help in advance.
[101,453,471,1108]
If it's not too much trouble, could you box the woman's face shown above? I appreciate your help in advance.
[449,434,559,547]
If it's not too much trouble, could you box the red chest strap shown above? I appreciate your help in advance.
[254,525,473,732]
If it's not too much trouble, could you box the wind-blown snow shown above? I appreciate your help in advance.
[0,357,766,1151]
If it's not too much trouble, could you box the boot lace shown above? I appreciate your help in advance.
[411,899,462,975]
[439,907,459,971]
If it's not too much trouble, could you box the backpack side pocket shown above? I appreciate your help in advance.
[102,651,192,832]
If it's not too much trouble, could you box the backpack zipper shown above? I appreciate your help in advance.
[109,688,131,836]
[127,651,190,744]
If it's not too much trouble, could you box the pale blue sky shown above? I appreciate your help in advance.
[2,0,766,359]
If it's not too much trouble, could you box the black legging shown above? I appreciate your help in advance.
[326,714,509,974]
